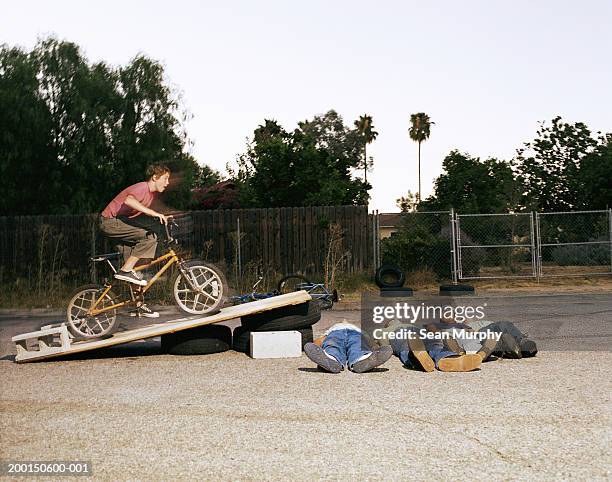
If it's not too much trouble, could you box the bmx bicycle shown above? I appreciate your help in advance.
[277,274,338,310]
[230,271,337,310]
[229,268,279,305]
[66,218,226,340]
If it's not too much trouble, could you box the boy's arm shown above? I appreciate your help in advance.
[124,195,168,224]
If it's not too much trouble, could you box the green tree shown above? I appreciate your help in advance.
[192,164,222,189]
[354,114,378,183]
[577,134,612,209]
[0,46,56,215]
[408,112,434,203]
[0,37,207,215]
[230,111,369,207]
[396,190,418,212]
[421,151,519,213]
[515,116,600,212]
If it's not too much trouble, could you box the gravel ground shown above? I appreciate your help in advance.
[1,292,611,481]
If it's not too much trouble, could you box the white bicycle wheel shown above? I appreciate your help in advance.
[66,284,118,339]
[173,261,225,315]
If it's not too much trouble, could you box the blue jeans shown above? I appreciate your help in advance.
[389,327,457,369]
[323,329,372,368]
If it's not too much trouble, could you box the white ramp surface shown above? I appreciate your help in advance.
[12,291,311,363]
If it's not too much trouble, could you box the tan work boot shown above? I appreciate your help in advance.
[437,354,482,372]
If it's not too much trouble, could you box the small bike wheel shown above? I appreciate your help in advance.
[277,274,311,294]
[66,284,118,339]
[173,260,225,315]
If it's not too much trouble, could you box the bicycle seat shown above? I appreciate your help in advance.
[90,252,122,262]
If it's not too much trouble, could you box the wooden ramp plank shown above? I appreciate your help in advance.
[14,291,311,363]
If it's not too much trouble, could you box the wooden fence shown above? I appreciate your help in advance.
[0,206,373,284]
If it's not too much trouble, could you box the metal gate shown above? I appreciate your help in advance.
[454,212,537,280]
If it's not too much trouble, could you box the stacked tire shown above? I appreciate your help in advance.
[375,265,413,297]
[160,324,232,356]
[233,301,321,354]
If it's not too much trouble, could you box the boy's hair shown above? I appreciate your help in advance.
[146,164,171,180]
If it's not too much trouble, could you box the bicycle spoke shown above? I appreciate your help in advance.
[68,288,116,338]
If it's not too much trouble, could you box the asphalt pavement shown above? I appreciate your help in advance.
[0,292,610,480]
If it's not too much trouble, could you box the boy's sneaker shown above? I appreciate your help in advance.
[304,343,343,373]
[115,270,147,286]
[351,346,393,373]
[129,304,159,318]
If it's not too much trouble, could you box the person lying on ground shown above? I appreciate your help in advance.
[439,318,538,361]
[384,323,484,372]
[304,322,393,373]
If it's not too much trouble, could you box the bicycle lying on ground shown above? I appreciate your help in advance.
[230,272,337,310]
[66,219,226,340]
[229,270,279,305]
[277,274,338,310]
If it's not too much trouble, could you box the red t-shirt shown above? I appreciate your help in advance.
[101,182,155,218]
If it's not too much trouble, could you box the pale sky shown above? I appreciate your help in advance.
[2,0,611,212]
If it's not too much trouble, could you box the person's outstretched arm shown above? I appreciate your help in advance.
[124,195,169,224]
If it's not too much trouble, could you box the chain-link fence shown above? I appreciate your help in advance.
[378,211,453,281]
[455,213,537,279]
[536,210,612,277]
[375,209,612,282]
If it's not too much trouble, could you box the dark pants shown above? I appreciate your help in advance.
[99,215,160,262]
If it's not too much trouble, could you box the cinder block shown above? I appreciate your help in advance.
[250,331,302,359]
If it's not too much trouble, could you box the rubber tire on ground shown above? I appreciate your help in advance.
[233,326,314,353]
[241,301,321,331]
[439,284,475,296]
[375,265,405,289]
[379,286,413,297]
[160,324,232,355]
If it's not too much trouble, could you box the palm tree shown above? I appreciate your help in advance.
[408,112,434,203]
[354,115,378,183]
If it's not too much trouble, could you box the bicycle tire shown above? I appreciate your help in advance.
[277,274,311,294]
[66,284,119,339]
[173,260,226,315]
[314,297,334,310]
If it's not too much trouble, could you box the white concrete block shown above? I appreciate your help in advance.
[250,331,302,359]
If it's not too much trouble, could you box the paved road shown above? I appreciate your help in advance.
[1,293,610,480]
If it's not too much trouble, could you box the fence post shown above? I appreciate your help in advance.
[91,215,97,284]
[534,211,542,280]
[455,212,463,280]
[371,210,376,271]
[237,217,242,282]
[374,209,380,271]
[609,209,612,274]
[450,208,458,284]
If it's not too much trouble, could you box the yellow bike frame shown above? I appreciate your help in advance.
[88,249,180,316]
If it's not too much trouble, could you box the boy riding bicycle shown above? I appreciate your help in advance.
[99,164,171,317]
